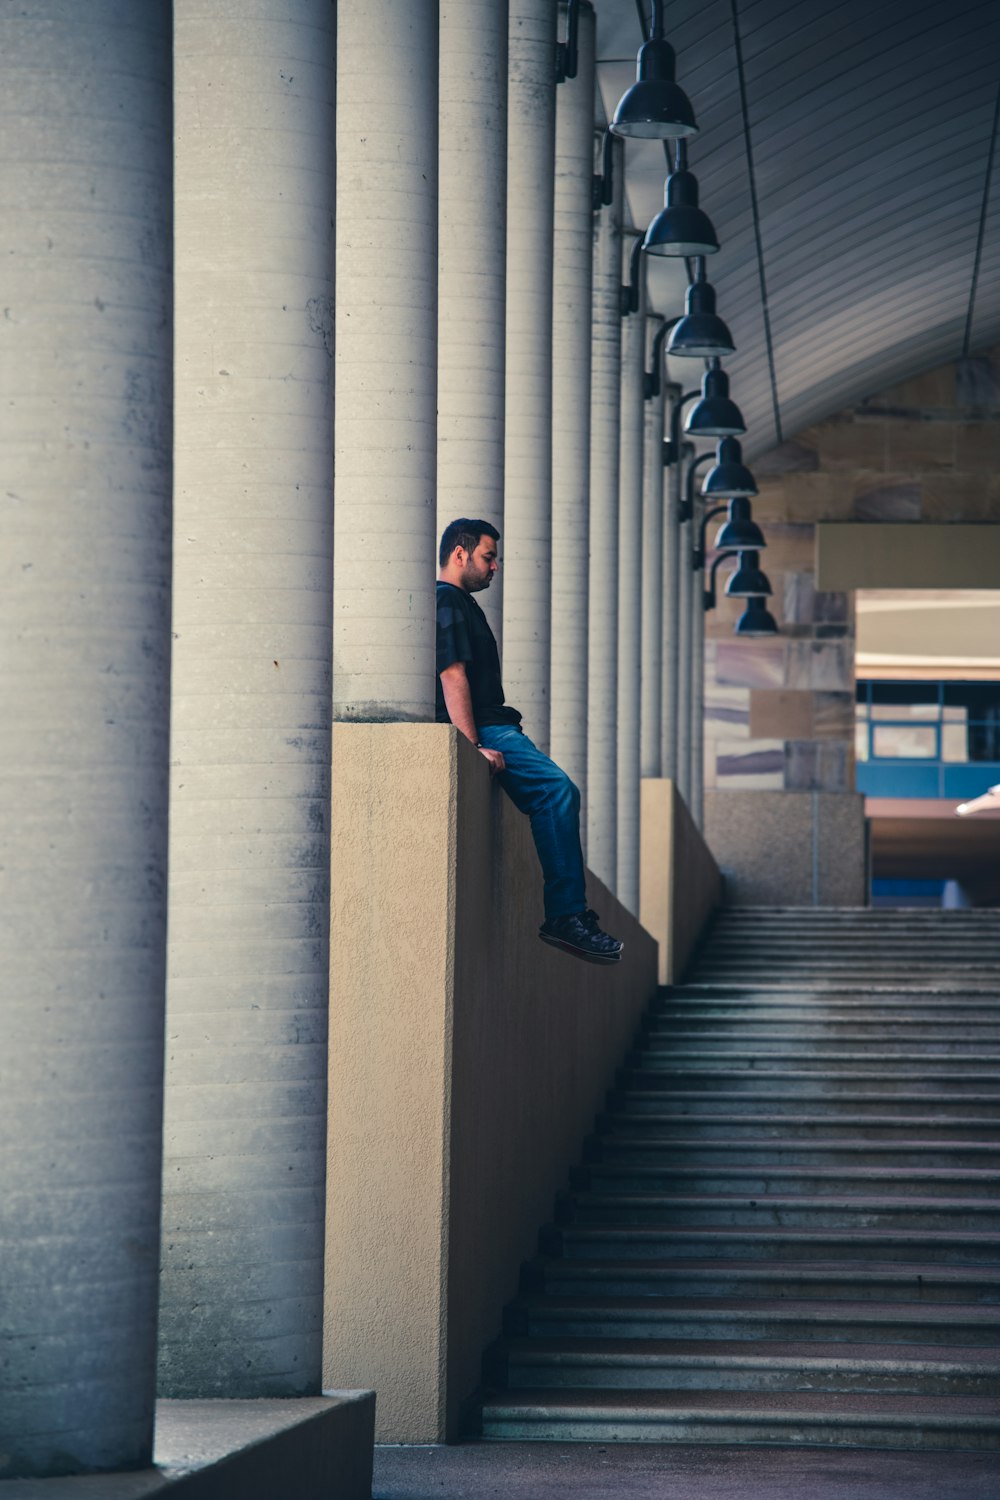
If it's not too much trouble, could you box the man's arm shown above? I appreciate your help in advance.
[439,662,505,775]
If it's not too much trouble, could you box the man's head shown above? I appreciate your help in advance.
[438,518,500,593]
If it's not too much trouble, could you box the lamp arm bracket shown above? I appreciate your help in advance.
[592,129,615,211]
[556,0,580,83]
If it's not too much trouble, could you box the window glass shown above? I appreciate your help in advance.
[855,724,869,761]
[872,724,937,759]
[870,681,938,707]
[941,724,968,763]
[870,702,939,721]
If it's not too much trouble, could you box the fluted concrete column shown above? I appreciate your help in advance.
[586,136,624,888]
[438,0,508,645]
[660,391,682,781]
[0,4,171,1476]
[161,1,336,1398]
[692,562,707,828]
[550,1,595,807]
[616,262,647,914]
[677,509,694,804]
[335,0,438,720]
[504,0,557,749]
[641,327,666,780]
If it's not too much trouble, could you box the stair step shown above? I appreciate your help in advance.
[572,1163,1000,1199]
[542,1223,1000,1266]
[505,1295,1000,1346]
[488,1337,1000,1395]
[644,1024,1000,1043]
[598,1108,1000,1138]
[560,1190,1000,1232]
[478,909,1000,1453]
[639,1035,1000,1055]
[617,1067,1000,1096]
[523,1256,1000,1303]
[655,997,1000,1017]
[478,1387,1000,1449]
[628,1048,1000,1069]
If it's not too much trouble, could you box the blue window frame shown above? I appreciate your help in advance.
[856,680,1000,799]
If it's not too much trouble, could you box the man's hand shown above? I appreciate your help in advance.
[479,746,505,777]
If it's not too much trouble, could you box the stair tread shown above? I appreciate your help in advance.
[558,1223,1000,1242]
[498,1336,1000,1366]
[483,1387,1000,1421]
[531,1255,1000,1281]
[595,1137,1000,1150]
[570,1190,1000,1209]
[511,1295,1000,1321]
[584,1164,1000,1181]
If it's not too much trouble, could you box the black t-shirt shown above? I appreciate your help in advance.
[435,582,522,728]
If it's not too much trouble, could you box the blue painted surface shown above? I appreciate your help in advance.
[856,760,1000,800]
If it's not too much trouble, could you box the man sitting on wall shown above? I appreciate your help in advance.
[436,517,623,965]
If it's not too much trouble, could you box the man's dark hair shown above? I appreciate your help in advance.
[439,518,500,568]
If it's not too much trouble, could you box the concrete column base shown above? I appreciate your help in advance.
[0,1394,374,1500]
[704,790,869,907]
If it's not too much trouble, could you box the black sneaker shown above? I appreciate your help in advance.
[539,910,624,965]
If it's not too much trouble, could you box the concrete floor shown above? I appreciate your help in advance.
[373,1442,1000,1500]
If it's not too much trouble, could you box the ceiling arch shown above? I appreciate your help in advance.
[595,0,1000,457]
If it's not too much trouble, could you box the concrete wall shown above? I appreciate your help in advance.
[324,724,658,1441]
[640,781,722,985]
[705,789,868,908]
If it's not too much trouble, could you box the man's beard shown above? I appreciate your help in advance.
[466,566,492,591]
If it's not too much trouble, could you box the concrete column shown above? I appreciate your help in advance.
[437,0,508,646]
[160,1,336,1398]
[691,559,707,827]
[550,1,595,807]
[334,0,438,721]
[641,327,667,779]
[676,507,694,804]
[616,260,647,914]
[504,0,557,750]
[587,136,624,888]
[0,4,172,1476]
[660,392,682,782]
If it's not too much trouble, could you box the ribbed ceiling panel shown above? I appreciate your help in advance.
[596,0,1000,457]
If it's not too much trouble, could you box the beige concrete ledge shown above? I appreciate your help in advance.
[639,780,723,986]
[705,789,868,907]
[324,723,658,1441]
[0,1395,375,1500]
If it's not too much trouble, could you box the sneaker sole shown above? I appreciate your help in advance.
[539,931,624,965]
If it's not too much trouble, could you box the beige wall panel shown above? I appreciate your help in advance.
[749,690,815,740]
[639,780,722,986]
[325,725,658,1441]
[817,523,1000,591]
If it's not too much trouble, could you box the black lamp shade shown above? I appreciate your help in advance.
[643,169,718,257]
[735,596,779,636]
[611,39,698,140]
[714,496,766,551]
[667,277,735,358]
[703,437,758,500]
[685,366,746,437]
[725,550,771,598]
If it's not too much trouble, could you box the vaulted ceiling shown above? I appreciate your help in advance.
[595,0,1000,457]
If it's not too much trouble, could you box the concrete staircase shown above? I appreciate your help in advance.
[477,908,1000,1449]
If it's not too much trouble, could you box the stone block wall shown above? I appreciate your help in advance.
[704,346,1000,797]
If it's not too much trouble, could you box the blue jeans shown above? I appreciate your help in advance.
[477,725,587,921]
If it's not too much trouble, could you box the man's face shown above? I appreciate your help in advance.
[460,535,499,592]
